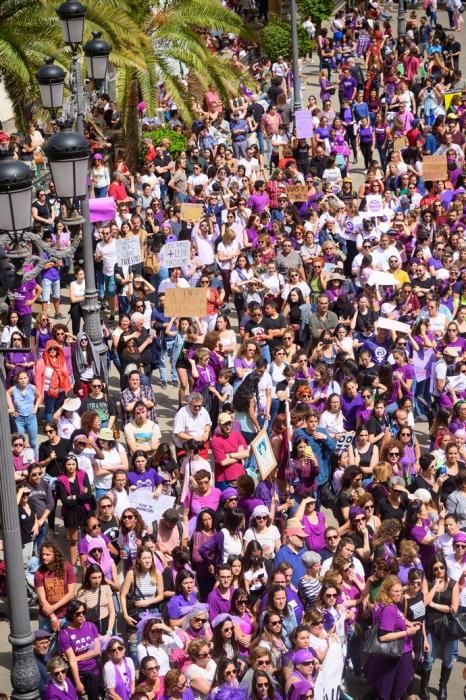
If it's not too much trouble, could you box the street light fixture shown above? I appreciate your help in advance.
[56,0,86,45]
[35,58,66,112]
[44,125,91,199]
[84,32,111,81]
[0,155,34,232]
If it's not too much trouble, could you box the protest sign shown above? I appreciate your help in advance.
[115,236,142,267]
[160,240,191,268]
[366,194,383,216]
[376,317,411,334]
[165,287,207,318]
[180,203,204,222]
[336,431,355,453]
[423,155,448,182]
[89,196,116,223]
[285,184,308,202]
[128,491,176,528]
[367,271,399,287]
[444,90,462,111]
[251,430,277,480]
[295,110,313,138]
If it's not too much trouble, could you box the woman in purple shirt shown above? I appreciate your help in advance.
[365,575,419,700]
[44,658,79,700]
[58,599,101,700]
[406,501,443,569]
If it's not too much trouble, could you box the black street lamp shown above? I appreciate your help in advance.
[0,155,34,232]
[35,58,66,112]
[84,31,111,81]
[44,125,91,199]
[56,0,86,45]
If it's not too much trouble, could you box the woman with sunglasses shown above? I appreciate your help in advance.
[262,583,297,648]
[78,513,114,568]
[136,655,164,699]
[58,599,102,700]
[4,332,35,388]
[421,555,459,700]
[103,636,136,700]
[211,615,243,666]
[117,507,147,571]
[7,369,41,455]
[137,616,183,673]
[44,657,78,700]
[186,639,217,700]
[250,669,276,700]
[251,610,287,668]
[230,587,256,653]
[56,454,94,566]
[161,669,194,700]
[72,331,101,398]
[77,562,116,634]
[36,340,72,423]
[406,499,445,570]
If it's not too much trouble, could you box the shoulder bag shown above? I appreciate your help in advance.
[362,621,404,658]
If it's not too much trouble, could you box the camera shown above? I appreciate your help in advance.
[436,465,447,476]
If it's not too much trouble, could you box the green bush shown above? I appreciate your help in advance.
[141,126,188,161]
[259,19,314,61]
[297,0,334,24]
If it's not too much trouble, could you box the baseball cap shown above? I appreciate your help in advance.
[218,413,233,425]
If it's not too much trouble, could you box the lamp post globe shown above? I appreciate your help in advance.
[0,154,33,232]
[44,126,91,199]
[84,31,111,81]
[36,58,66,111]
[56,0,86,45]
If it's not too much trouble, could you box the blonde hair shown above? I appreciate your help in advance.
[376,575,402,606]
[399,539,419,559]
[372,461,392,483]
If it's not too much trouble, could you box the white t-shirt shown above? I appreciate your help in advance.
[244,524,280,559]
[158,278,190,294]
[70,279,85,301]
[216,241,241,271]
[96,239,117,276]
[186,661,217,700]
[173,406,212,448]
[136,632,183,674]
[94,443,126,490]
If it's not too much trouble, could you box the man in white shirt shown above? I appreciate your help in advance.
[158,267,190,294]
[95,225,118,319]
[371,232,401,271]
[238,147,260,178]
[187,165,208,197]
[173,393,212,449]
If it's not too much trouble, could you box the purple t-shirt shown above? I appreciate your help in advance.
[58,621,99,672]
[410,519,436,568]
[127,468,163,490]
[13,279,36,316]
[374,603,412,654]
[395,363,414,399]
[247,192,269,215]
[207,586,234,619]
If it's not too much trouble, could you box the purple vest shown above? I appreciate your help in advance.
[113,658,132,700]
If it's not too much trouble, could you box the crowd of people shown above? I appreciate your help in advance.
[2,2,466,700]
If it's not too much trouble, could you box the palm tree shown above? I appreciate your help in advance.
[1,0,251,164]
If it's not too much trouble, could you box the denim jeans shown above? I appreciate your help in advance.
[422,630,457,670]
[44,391,66,423]
[34,521,49,554]
[15,413,38,454]
[159,341,177,383]
[150,267,169,297]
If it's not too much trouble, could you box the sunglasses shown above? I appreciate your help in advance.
[122,514,135,520]
[433,565,445,572]
[197,651,211,659]
[110,645,125,653]
[454,543,466,549]
[53,670,67,678]
[193,617,207,623]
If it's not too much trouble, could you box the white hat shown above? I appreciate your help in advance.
[408,488,432,503]
[443,346,459,357]
[63,397,81,412]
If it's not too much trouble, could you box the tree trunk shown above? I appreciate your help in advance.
[124,74,140,171]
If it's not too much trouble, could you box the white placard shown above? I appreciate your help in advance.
[336,431,355,452]
[446,373,466,391]
[376,317,411,334]
[160,240,191,268]
[313,638,345,700]
[115,237,142,267]
[366,194,383,215]
[367,271,398,287]
[128,491,176,528]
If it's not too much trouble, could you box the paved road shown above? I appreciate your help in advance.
[0,7,466,697]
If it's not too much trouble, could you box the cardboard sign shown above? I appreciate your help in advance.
[376,317,411,334]
[164,287,207,318]
[89,196,116,223]
[180,203,204,222]
[160,240,191,268]
[366,194,383,216]
[251,430,277,481]
[295,110,314,138]
[115,236,142,267]
[128,491,176,528]
[393,136,408,152]
[423,155,448,182]
[285,184,308,202]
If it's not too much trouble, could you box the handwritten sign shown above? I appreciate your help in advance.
[128,491,175,528]
[393,136,408,152]
[164,287,207,318]
[285,184,308,202]
[115,236,142,267]
[89,196,116,223]
[295,110,313,138]
[251,430,276,481]
[160,240,191,268]
[180,203,204,222]
[366,194,383,216]
[423,155,448,182]
[336,431,355,453]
